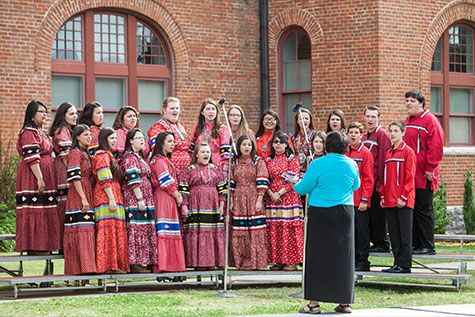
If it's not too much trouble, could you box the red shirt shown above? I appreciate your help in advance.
[403,109,444,191]
[361,125,391,190]
[345,142,374,207]
[379,142,417,209]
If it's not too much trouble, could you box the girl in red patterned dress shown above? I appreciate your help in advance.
[265,132,304,271]
[92,128,129,274]
[112,106,150,160]
[78,101,103,156]
[150,131,186,272]
[191,99,231,171]
[255,110,282,159]
[179,142,228,269]
[64,124,96,275]
[49,101,78,251]
[230,135,269,270]
[120,128,158,273]
[16,100,60,254]
[148,97,191,175]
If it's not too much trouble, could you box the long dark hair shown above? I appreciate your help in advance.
[190,142,212,165]
[256,110,281,138]
[71,124,91,151]
[22,100,46,129]
[152,131,175,159]
[124,128,145,159]
[49,102,75,137]
[78,101,102,127]
[192,98,221,141]
[293,108,314,137]
[309,130,327,157]
[112,106,141,130]
[235,134,256,159]
[326,109,346,133]
[269,132,294,159]
[97,127,122,180]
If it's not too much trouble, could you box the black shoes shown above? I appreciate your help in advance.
[382,265,411,273]
[413,248,436,255]
[355,265,370,272]
[369,246,390,253]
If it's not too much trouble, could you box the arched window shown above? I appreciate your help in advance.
[51,11,172,132]
[278,28,312,133]
[431,23,475,145]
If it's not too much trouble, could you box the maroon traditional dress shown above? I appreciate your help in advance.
[15,126,60,252]
[88,125,101,156]
[52,126,72,249]
[191,123,231,169]
[113,126,150,160]
[230,156,269,269]
[120,150,158,266]
[92,150,129,273]
[150,155,186,272]
[63,147,96,275]
[179,163,228,267]
[265,153,304,264]
[148,118,191,175]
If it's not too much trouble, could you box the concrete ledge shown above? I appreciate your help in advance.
[443,146,475,156]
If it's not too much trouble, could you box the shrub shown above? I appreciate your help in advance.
[463,169,475,234]
[433,178,450,234]
[0,204,15,252]
[0,137,19,211]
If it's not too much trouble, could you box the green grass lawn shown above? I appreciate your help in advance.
[0,244,474,316]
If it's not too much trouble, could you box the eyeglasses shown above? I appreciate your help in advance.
[229,114,242,118]
[273,140,286,144]
[37,110,48,114]
[264,118,276,123]
[133,136,145,140]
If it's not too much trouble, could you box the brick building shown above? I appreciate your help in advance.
[1,0,474,208]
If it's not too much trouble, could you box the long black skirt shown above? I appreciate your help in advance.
[304,205,354,304]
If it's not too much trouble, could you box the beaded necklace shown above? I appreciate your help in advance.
[163,118,185,141]
[198,163,212,185]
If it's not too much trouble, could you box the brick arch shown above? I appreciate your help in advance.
[33,0,190,79]
[268,8,324,48]
[419,1,475,90]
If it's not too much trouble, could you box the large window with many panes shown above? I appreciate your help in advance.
[431,23,475,145]
[278,28,312,133]
[51,11,172,132]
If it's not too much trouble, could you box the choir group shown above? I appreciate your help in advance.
[14,90,444,284]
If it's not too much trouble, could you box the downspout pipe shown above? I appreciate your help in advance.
[260,0,270,112]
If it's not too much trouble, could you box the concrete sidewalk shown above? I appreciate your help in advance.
[255,304,475,316]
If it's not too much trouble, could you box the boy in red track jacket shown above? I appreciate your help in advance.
[380,121,416,273]
[403,90,444,255]
[345,122,374,271]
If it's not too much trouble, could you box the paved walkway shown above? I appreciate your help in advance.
[255,304,475,316]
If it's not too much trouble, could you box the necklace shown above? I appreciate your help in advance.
[163,118,185,141]
[198,164,212,185]
[202,124,212,144]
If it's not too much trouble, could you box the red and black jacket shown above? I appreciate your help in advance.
[361,125,391,191]
[345,142,374,207]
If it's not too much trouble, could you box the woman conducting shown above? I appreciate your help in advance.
[294,131,360,314]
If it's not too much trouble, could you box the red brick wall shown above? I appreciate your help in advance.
[1,0,475,206]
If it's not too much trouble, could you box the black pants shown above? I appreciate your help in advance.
[369,189,390,250]
[387,206,413,269]
[413,181,435,250]
[354,206,370,269]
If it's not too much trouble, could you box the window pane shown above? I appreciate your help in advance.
[138,80,167,111]
[283,33,296,61]
[102,112,118,130]
[284,93,312,133]
[430,87,442,113]
[136,21,166,65]
[297,32,311,60]
[140,114,162,135]
[95,78,126,109]
[449,117,472,143]
[431,38,441,71]
[450,88,473,114]
[94,13,126,64]
[52,16,82,61]
[298,60,311,90]
[51,76,83,108]
[449,26,473,73]
[284,62,296,91]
